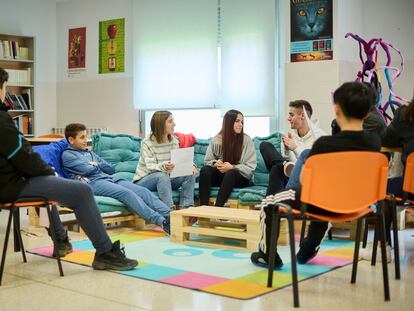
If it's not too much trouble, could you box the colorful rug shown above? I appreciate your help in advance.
[28,230,355,299]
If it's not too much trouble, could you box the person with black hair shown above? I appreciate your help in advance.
[331,82,386,136]
[251,81,381,269]
[0,67,137,271]
[199,109,257,207]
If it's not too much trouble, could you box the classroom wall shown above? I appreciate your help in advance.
[55,0,138,135]
[0,0,57,135]
[282,0,414,133]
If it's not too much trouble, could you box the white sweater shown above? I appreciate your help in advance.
[281,122,326,162]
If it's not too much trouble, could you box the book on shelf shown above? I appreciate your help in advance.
[19,47,29,60]
[21,89,31,109]
[12,114,32,135]
[4,68,31,85]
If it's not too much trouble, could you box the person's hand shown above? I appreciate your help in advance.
[89,161,98,166]
[213,159,223,167]
[192,165,198,176]
[217,161,234,173]
[283,133,297,151]
[164,162,175,172]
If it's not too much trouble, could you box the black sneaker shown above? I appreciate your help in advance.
[53,236,73,258]
[251,250,283,270]
[46,228,73,258]
[296,244,320,264]
[162,217,171,235]
[92,240,138,271]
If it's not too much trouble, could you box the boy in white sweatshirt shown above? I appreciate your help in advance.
[260,100,326,195]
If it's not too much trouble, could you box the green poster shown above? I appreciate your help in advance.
[99,18,125,73]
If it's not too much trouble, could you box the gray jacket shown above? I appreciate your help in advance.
[204,134,257,180]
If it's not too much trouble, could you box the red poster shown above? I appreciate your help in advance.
[68,27,86,70]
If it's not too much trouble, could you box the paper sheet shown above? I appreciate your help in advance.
[170,147,194,178]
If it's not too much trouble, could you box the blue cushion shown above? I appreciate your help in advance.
[33,140,69,178]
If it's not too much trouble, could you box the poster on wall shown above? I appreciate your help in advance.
[290,0,333,62]
[68,27,86,72]
[99,18,125,74]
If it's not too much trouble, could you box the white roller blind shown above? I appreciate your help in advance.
[133,0,218,110]
[220,0,276,116]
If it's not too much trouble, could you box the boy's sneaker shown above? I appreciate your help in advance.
[251,250,283,270]
[162,217,171,235]
[296,244,320,264]
[359,243,391,263]
[92,240,138,271]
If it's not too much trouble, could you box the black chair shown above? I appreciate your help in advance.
[0,197,64,286]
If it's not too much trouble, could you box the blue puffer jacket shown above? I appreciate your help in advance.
[61,145,116,183]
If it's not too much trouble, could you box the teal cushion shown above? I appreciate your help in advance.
[93,133,141,179]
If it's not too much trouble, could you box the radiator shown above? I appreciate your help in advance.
[52,127,108,137]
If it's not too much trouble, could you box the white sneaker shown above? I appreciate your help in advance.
[283,161,295,177]
[359,243,391,263]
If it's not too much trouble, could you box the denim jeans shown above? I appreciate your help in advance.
[92,178,170,226]
[135,172,195,208]
[286,149,311,188]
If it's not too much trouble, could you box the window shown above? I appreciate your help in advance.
[133,0,277,117]
[144,109,270,139]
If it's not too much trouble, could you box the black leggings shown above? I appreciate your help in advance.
[260,142,288,195]
[199,166,250,207]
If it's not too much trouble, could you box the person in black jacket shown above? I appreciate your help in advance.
[0,68,137,270]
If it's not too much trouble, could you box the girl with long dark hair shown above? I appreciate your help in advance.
[199,109,257,207]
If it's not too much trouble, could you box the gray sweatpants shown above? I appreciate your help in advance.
[19,175,112,254]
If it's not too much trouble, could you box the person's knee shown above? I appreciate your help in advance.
[200,165,215,177]
[260,141,273,154]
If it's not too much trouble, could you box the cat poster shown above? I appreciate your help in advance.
[290,0,333,62]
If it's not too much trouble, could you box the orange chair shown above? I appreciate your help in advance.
[0,197,64,285]
[372,151,414,280]
[266,152,390,308]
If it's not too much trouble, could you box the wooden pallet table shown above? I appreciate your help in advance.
[170,206,262,251]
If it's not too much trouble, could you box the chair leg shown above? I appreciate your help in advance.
[362,219,369,248]
[13,208,21,253]
[0,208,14,286]
[46,205,64,277]
[287,213,299,308]
[267,208,279,288]
[371,220,379,266]
[390,198,400,280]
[328,228,333,240]
[351,219,363,283]
[378,203,390,301]
[300,218,306,243]
[13,209,27,263]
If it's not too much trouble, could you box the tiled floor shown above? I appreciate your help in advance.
[0,211,413,311]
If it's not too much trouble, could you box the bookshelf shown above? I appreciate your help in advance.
[0,34,35,136]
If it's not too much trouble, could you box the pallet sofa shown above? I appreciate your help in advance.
[28,132,283,228]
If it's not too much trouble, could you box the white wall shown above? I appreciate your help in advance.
[0,0,57,135]
[281,0,414,134]
[56,0,139,135]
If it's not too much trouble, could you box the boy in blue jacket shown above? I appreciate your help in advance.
[61,123,171,233]
[0,68,137,271]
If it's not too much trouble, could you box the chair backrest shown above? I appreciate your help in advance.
[38,134,65,138]
[403,152,414,195]
[300,151,388,214]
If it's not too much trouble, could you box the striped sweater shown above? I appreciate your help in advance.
[204,134,257,180]
[133,136,179,182]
